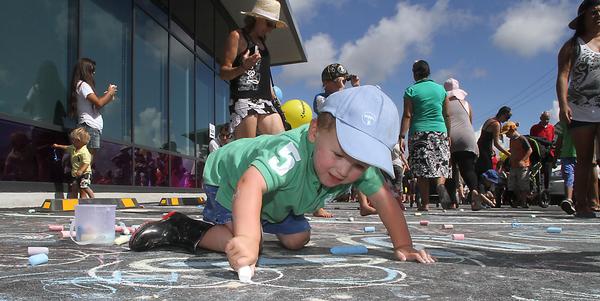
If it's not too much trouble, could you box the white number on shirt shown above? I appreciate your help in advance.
[268,142,301,176]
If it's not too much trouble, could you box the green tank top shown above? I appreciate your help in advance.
[404,79,447,134]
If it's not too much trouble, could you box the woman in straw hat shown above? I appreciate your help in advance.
[556,0,600,218]
[220,0,287,140]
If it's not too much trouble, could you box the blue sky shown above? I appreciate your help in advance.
[272,0,578,134]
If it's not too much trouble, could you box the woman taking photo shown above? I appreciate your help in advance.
[220,0,287,139]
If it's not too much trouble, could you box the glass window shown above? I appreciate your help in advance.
[171,0,194,49]
[81,0,132,142]
[134,0,167,27]
[195,60,214,161]
[133,8,168,149]
[195,0,214,65]
[93,142,133,185]
[169,37,194,156]
[215,77,230,125]
[214,8,236,66]
[0,1,71,127]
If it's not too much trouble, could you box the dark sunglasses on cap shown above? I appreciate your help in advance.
[266,20,276,28]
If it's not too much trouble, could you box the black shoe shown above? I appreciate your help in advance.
[437,185,451,210]
[560,199,575,215]
[129,211,213,252]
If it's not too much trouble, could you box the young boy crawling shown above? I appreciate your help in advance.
[130,86,435,274]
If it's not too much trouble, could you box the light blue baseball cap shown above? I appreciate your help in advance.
[320,85,400,178]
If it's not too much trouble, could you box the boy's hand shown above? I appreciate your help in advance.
[225,235,260,271]
[75,170,83,177]
[394,245,435,264]
[51,144,58,149]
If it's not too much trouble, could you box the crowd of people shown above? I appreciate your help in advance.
[45,0,599,277]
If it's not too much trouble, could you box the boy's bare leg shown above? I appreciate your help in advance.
[197,223,234,252]
[276,231,311,250]
[84,188,94,198]
[313,208,333,218]
[358,191,377,216]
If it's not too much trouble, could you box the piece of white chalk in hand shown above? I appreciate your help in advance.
[238,266,253,283]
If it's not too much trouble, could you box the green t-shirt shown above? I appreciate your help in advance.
[404,79,447,134]
[555,121,576,158]
[203,125,384,223]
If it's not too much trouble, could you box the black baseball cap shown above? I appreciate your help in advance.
[321,63,349,81]
[569,0,600,29]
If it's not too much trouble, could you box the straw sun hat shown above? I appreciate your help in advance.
[241,0,287,28]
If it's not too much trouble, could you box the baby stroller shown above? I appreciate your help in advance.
[524,135,552,208]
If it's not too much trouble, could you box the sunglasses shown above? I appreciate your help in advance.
[266,20,276,28]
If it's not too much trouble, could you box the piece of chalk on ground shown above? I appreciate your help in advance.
[29,253,48,266]
[363,226,375,232]
[28,209,36,213]
[139,205,144,208]
[459,208,465,212]
[348,217,354,222]
[414,212,422,216]
[61,230,75,238]
[452,234,465,240]
[530,214,536,218]
[115,225,123,232]
[28,247,49,256]
[330,245,369,255]
[442,224,454,229]
[547,227,562,233]
[114,235,130,245]
[511,222,521,228]
[48,224,63,231]
[419,220,429,226]
[238,266,253,283]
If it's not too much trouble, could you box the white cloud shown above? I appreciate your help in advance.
[281,0,475,87]
[492,0,571,57]
[287,0,320,21]
[550,99,560,124]
[279,33,338,89]
[472,68,488,79]
[431,63,488,83]
[135,107,164,147]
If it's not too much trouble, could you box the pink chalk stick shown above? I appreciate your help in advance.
[61,230,75,238]
[442,224,454,229]
[115,226,123,232]
[419,220,429,226]
[48,224,63,231]
[452,234,465,240]
[28,247,49,256]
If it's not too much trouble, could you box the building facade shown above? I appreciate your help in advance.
[0,0,305,203]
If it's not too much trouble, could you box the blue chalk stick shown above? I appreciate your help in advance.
[511,222,521,228]
[28,253,48,266]
[330,245,368,255]
[363,226,375,232]
[546,226,562,233]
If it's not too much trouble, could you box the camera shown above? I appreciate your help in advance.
[345,74,355,82]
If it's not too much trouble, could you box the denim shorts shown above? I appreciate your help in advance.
[79,123,101,149]
[561,157,576,188]
[202,185,310,235]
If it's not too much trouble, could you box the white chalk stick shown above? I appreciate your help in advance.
[238,266,253,283]
[441,224,454,229]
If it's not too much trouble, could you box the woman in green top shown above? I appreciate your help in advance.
[400,60,451,211]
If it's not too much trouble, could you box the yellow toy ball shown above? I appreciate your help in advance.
[281,99,313,129]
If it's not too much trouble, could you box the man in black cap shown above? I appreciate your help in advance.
[312,63,360,115]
